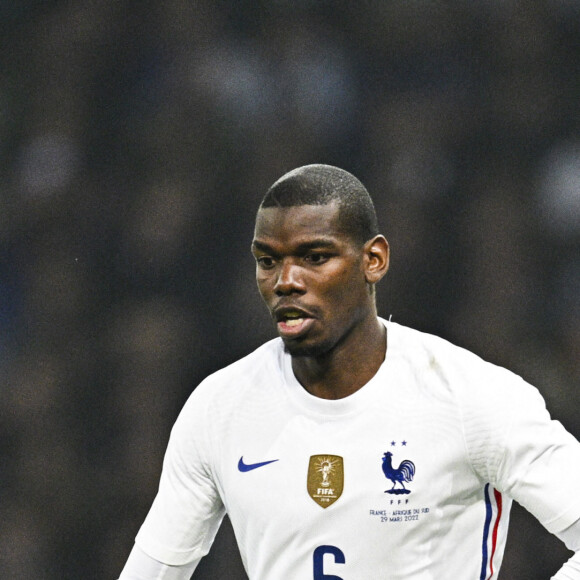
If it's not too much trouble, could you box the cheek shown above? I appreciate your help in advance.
[256,274,274,300]
[329,263,362,289]
[327,269,368,308]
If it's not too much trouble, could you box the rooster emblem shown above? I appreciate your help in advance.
[382,451,415,495]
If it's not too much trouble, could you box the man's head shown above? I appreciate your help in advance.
[252,164,389,358]
[259,164,379,246]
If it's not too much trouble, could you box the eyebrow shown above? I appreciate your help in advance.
[251,239,338,254]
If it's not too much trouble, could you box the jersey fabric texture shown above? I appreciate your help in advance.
[135,320,580,579]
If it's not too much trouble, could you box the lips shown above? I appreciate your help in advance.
[274,306,316,339]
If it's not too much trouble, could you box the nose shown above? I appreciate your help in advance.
[273,259,306,296]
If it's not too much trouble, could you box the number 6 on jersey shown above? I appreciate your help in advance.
[313,545,345,579]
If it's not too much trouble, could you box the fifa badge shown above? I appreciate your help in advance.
[307,455,344,508]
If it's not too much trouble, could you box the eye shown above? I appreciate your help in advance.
[304,252,330,265]
[256,256,275,269]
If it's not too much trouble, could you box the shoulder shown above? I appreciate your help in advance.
[387,320,536,397]
[385,320,549,434]
[388,320,492,370]
[177,337,285,420]
[200,337,283,391]
[166,337,285,459]
[386,321,555,475]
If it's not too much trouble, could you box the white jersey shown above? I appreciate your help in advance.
[135,320,580,579]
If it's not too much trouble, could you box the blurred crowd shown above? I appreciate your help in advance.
[0,1,578,578]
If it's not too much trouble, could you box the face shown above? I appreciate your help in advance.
[252,203,382,357]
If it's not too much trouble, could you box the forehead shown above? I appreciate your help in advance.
[253,204,345,245]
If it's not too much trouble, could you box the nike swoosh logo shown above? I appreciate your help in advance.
[238,456,279,472]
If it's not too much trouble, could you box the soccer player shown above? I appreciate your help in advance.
[119,165,580,579]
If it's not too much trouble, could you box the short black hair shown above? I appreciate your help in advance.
[259,164,379,245]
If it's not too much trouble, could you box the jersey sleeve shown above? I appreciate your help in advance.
[118,543,198,579]
[134,382,226,566]
[552,519,580,579]
[464,367,580,535]
[497,380,580,534]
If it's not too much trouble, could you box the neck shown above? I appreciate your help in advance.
[291,316,387,400]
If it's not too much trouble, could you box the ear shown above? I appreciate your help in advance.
[363,235,389,285]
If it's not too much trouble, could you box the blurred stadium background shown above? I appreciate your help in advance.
[0,1,579,578]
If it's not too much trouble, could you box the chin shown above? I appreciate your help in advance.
[283,338,332,358]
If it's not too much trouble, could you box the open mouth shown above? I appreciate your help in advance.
[275,309,314,338]
[282,311,306,326]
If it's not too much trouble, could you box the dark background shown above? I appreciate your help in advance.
[0,1,579,578]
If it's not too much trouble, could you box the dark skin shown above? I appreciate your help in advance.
[252,202,390,400]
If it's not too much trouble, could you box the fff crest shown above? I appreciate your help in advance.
[307,455,344,508]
